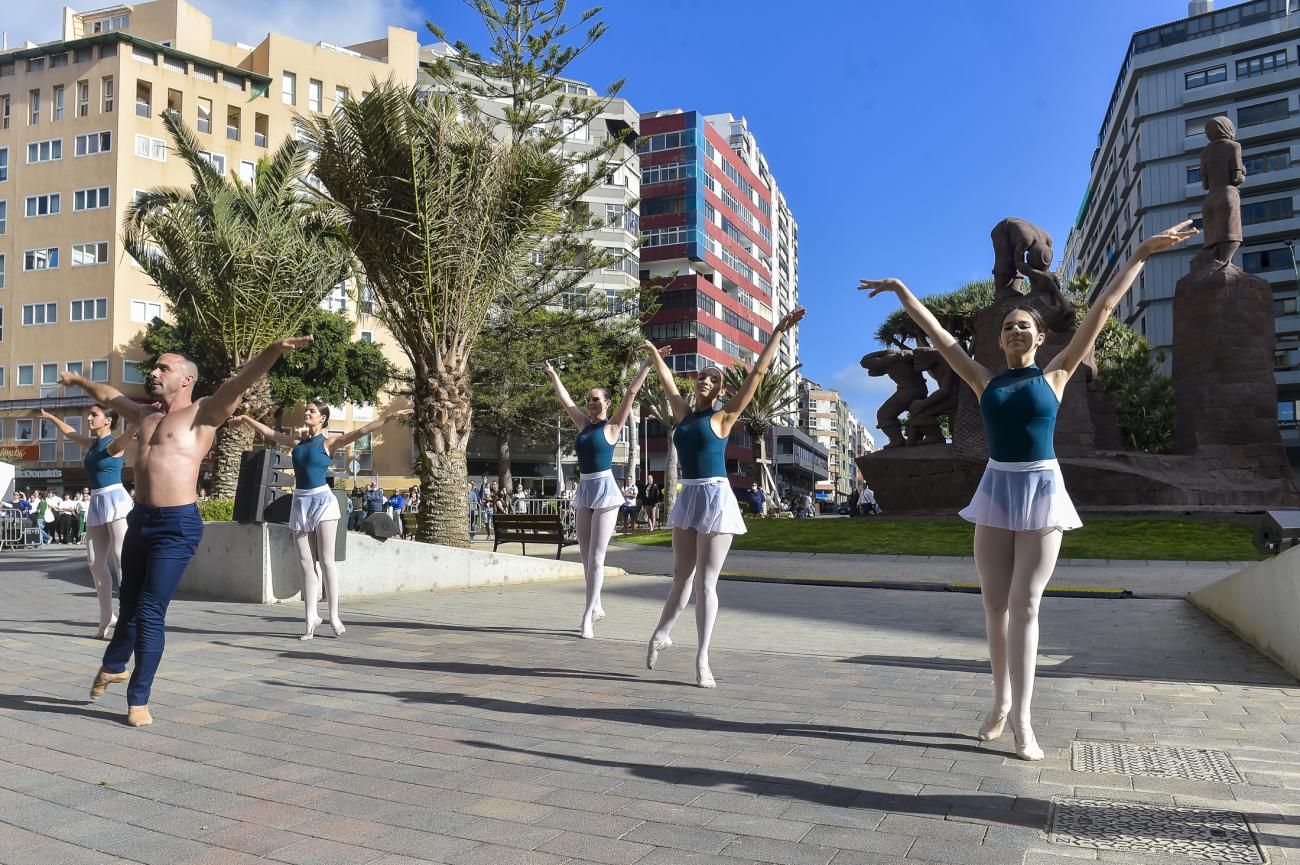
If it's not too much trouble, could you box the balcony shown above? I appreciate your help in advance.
[254,132,267,148]
[135,101,150,118]
[226,125,239,141]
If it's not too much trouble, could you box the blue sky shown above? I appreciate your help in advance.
[421,0,1199,437]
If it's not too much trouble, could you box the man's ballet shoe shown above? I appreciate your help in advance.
[329,618,346,637]
[90,667,129,700]
[300,616,323,640]
[126,706,153,728]
[977,711,1008,742]
[646,636,671,670]
[95,615,118,641]
[1011,722,1044,761]
[696,665,716,689]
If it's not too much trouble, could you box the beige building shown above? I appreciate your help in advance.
[0,0,419,492]
[798,376,869,505]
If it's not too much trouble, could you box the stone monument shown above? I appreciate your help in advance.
[860,349,928,449]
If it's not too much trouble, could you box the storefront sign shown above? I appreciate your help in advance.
[16,469,63,479]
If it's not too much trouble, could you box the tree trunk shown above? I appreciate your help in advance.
[210,421,254,499]
[496,433,512,495]
[412,365,471,547]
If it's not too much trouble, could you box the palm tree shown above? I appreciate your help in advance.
[122,112,353,497]
[722,360,802,504]
[874,279,995,351]
[299,84,568,546]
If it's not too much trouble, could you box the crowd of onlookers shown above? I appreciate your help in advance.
[2,488,95,545]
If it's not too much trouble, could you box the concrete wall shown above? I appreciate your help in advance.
[1189,546,1300,680]
[181,522,602,604]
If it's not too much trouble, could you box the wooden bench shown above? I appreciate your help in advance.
[491,513,576,559]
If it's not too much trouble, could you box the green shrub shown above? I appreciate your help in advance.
[198,498,235,522]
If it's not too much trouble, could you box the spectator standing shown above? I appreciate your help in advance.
[511,481,528,514]
[619,479,639,532]
[642,480,662,531]
[745,483,766,517]
[858,484,879,516]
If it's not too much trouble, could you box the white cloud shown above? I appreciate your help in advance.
[2,0,424,51]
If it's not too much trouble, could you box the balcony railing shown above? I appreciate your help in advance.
[135,101,150,118]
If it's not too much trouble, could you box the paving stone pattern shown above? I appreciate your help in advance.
[1,546,1298,865]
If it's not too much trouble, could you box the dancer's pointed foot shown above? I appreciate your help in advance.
[95,614,118,641]
[592,608,606,622]
[580,621,594,639]
[329,618,346,637]
[126,705,153,728]
[300,616,323,640]
[90,667,129,700]
[1011,721,1044,761]
[646,636,671,670]
[696,664,716,689]
[977,710,1008,742]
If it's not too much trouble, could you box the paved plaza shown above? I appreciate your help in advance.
[1,546,1297,865]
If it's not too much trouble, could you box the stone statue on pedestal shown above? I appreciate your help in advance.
[1191,116,1244,271]
[906,347,960,446]
[989,217,1075,333]
[860,348,927,449]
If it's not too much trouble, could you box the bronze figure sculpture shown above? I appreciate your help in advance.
[1192,116,1244,271]
[861,348,927,448]
[989,217,1075,332]
[907,347,960,446]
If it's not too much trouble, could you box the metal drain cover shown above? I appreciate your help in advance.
[1072,741,1243,783]
[1049,797,1264,863]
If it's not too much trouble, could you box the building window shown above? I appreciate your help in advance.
[223,72,245,92]
[164,87,182,119]
[1,95,8,129]
[134,134,167,161]
[0,146,6,181]
[1275,296,1298,317]
[163,55,186,75]
[17,366,33,387]
[642,196,684,216]
[92,14,129,33]
[74,187,110,211]
[636,130,687,153]
[0,251,5,285]
[642,161,686,185]
[321,283,348,312]
[22,302,57,324]
[335,85,348,106]
[197,97,212,134]
[52,85,64,121]
[102,76,114,113]
[308,79,322,112]
[75,130,112,156]
[70,297,108,319]
[76,80,90,117]
[198,150,226,174]
[132,46,157,66]
[23,248,58,271]
[1238,98,1289,128]
[0,202,6,236]
[28,89,39,125]
[26,138,62,163]
[359,330,374,343]
[122,360,146,384]
[25,193,60,217]
[26,58,44,74]
[130,300,163,323]
[1243,248,1288,272]
[1244,149,1290,176]
[135,80,152,118]
[282,71,296,105]
[71,243,110,268]
[90,359,108,382]
[642,226,688,248]
[193,63,215,83]
[1242,197,1294,225]
[238,160,255,184]
[74,46,93,64]
[226,105,240,141]
[1237,49,1288,79]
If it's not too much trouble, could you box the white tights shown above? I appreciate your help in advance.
[293,519,341,629]
[576,505,619,627]
[651,528,733,671]
[973,524,1063,732]
[86,520,127,628]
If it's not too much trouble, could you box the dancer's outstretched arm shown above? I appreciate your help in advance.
[227,414,298,448]
[328,409,412,452]
[38,410,95,449]
[1046,221,1197,389]
[198,336,313,426]
[56,374,154,424]
[642,340,691,424]
[543,361,589,429]
[718,307,806,435]
[860,279,992,395]
[607,347,668,437]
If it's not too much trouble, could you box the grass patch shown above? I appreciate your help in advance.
[618,517,1260,561]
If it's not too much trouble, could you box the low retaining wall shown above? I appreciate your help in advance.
[1189,545,1300,680]
[181,522,602,604]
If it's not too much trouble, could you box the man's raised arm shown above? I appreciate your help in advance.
[57,373,152,423]
[197,336,314,426]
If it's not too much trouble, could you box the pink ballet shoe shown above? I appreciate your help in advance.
[1011,722,1044,761]
[977,711,1008,742]
[95,614,118,641]
[696,664,716,689]
[646,636,671,670]
[300,616,323,640]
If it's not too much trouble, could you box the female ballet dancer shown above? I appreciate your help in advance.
[40,407,135,639]
[643,307,806,687]
[231,401,411,639]
[543,350,659,638]
[861,219,1197,759]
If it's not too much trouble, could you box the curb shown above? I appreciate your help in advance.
[719,571,1134,599]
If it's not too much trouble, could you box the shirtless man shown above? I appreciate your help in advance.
[64,337,312,727]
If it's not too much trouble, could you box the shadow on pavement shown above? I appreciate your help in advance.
[0,693,126,724]
[244,647,647,683]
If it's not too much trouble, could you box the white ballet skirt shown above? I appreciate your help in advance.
[572,469,624,511]
[86,484,133,527]
[959,459,1083,532]
[668,477,748,535]
[290,485,341,532]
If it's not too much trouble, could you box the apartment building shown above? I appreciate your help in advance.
[798,377,869,505]
[0,0,419,490]
[1060,0,1300,465]
[416,44,642,491]
[637,108,801,490]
